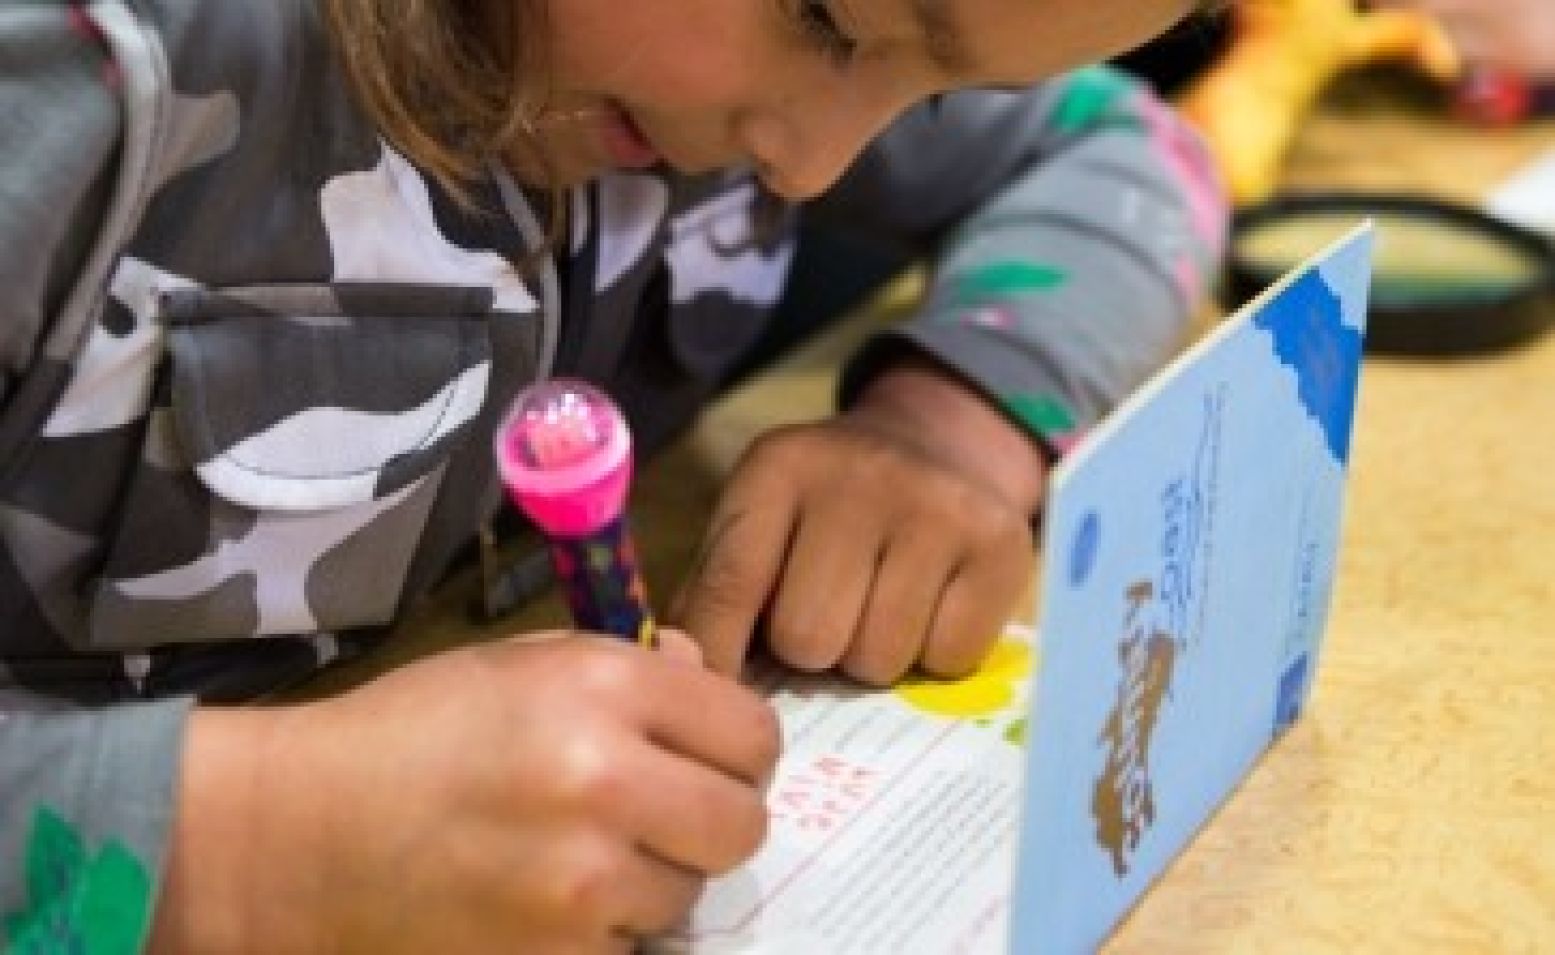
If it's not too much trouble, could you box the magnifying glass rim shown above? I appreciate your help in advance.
[1228,191,1555,355]
[1233,191,1555,296]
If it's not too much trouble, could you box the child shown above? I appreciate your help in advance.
[0,0,1225,951]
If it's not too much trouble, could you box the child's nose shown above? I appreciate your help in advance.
[753,145,859,202]
[740,87,913,201]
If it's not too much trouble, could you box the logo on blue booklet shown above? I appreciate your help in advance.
[1069,510,1100,587]
[1090,392,1221,877]
[1092,580,1178,877]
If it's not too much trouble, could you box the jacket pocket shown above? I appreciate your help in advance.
[86,282,510,647]
[163,283,494,510]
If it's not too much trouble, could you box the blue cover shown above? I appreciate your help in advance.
[1009,226,1375,953]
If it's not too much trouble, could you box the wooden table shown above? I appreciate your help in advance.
[304,84,1555,952]
[1103,86,1555,954]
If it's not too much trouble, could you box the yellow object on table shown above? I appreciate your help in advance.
[1178,0,1459,205]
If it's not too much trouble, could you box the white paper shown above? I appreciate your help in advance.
[650,625,1037,955]
[1486,148,1555,236]
[650,228,1374,954]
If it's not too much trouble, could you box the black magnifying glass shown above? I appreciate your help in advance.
[1227,192,1555,355]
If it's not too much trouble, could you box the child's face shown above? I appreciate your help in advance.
[521,0,1196,197]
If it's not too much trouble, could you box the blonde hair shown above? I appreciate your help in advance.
[321,0,552,204]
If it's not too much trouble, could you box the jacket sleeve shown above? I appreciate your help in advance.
[1,6,189,952]
[824,66,1229,459]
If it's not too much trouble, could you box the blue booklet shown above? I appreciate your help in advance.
[660,225,1375,954]
[1012,224,1374,951]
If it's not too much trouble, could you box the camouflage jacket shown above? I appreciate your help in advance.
[0,0,1225,947]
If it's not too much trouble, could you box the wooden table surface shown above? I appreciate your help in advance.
[306,83,1555,952]
[1102,86,1555,954]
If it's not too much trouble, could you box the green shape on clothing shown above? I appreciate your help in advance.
[954,261,1066,304]
[1002,392,1077,437]
[5,806,152,955]
[1051,66,1138,134]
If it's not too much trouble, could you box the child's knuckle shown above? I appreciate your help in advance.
[725,794,771,868]
[844,650,906,688]
[574,649,639,698]
[989,510,1034,552]
[745,426,805,469]
[558,740,632,814]
[552,841,626,922]
[695,550,763,611]
[768,616,840,672]
[743,701,783,771]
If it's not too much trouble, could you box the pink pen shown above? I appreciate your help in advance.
[494,379,657,647]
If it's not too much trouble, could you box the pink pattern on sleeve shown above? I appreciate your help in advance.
[1136,92,1227,300]
[67,3,122,91]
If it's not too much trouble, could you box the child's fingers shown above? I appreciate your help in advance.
[637,651,783,789]
[765,497,881,673]
[613,739,771,876]
[674,458,799,677]
[921,538,1032,679]
[613,851,706,938]
[922,582,1008,680]
[839,524,956,686]
[530,835,702,940]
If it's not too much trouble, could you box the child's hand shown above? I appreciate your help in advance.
[150,631,778,954]
[675,359,1043,684]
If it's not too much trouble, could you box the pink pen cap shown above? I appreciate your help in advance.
[494,379,634,537]
[495,379,656,645]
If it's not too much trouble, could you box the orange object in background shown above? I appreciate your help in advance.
[1176,0,1460,205]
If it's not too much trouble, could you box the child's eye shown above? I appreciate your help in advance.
[795,0,859,67]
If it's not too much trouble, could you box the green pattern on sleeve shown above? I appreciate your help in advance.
[954,260,1067,305]
[1050,66,1140,134]
[5,807,153,955]
[1001,392,1077,437]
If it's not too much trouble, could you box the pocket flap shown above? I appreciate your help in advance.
[163,284,495,511]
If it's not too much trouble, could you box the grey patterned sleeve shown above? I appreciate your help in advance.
[0,3,123,404]
[0,695,192,950]
[2,7,190,951]
[827,67,1229,461]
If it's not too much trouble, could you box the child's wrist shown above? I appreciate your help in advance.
[846,356,1049,514]
[150,705,330,954]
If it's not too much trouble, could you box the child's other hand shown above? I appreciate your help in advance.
[675,358,1043,684]
[150,631,778,955]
